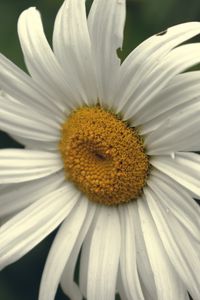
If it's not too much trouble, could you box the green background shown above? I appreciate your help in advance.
[0,0,200,299]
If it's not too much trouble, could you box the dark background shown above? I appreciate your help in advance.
[0,0,200,299]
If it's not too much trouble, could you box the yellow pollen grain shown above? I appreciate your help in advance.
[59,106,149,206]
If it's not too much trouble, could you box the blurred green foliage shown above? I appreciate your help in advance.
[0,0,200,299]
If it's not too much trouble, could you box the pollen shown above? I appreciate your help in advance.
[59,106,149,206]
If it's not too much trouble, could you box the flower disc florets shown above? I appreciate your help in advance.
[60,106,149,205]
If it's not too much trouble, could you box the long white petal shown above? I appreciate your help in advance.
[185,293,191,300]
[139,284,156,300]
[119,203,144,300]
[0,93,60,142]
[122,43,200,122]
[39,196,88,300]
[138,197,186,300]
[135,71,200,125]
[18,7,78,113]
[0,171,64,217]
[86,206,120,300]
[148,170,200,241]
[79,226,91,298]
[151,169,200,213]
[132,202,157,300]
[150,152,200,196]
[10,134,58,151]
[60,202,96,300]
[0,149,63,183]
[53,0,97,106]
[116,22,200,114]
[117,269,131,300]
[0,54,64,120]
[144,188,200,299]
[88,0,125,107]
[145,98,200,154]
[0,183,79,270]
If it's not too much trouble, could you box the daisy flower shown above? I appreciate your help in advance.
[0,0,200,299]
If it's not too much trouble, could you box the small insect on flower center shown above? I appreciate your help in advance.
[60,106,149,205]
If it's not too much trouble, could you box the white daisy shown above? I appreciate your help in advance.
[0,0,200,300]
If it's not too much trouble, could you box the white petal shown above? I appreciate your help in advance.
[144,187,200,299]
[117,269,129,300]
[11,134,58,151]
[118,203,144,300]
[88,0,125,107]
[116,22,200,115]
[145,98,200,154]
[0,212,17,227]
[0,93,60,142]
[135,71,200,125]
[53,0,97,106]
[86,206,120,300]
[148,170,200,241]
[139,283,156,300]
[38,196,88,300]
[18,7,78,113]
[153,170,199,212]
[0,54,64,120]
[79,226,91,298]
[132,202,157,300]
[150,152,200,196]
[0,183,79,270]
[0,171,64,217]
[0,149,63,183]
[138,197,186,300]
[60,201,96,300]
[122,43,200,122]
[185,293,190,300]
[0,184,10,191]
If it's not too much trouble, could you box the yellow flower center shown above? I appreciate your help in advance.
[60,106,149,206]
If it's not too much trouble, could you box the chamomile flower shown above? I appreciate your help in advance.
[0,0,200,300]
